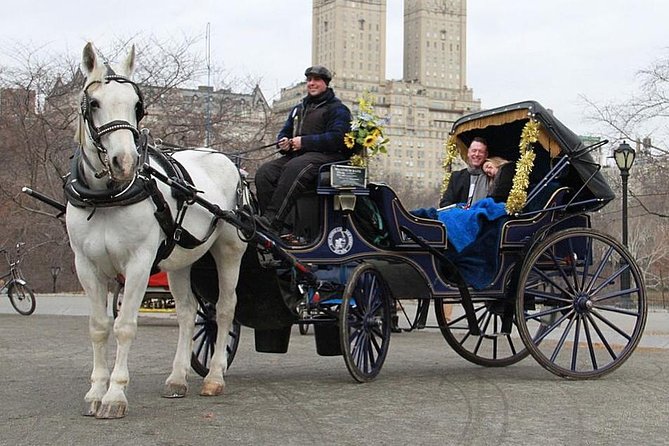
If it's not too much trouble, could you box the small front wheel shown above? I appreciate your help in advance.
[8,282,36,315]
[191,300,241,377]
[339,263,392,383]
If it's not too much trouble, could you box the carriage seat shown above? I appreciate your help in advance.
[367,183,447,249]
[499,186,572,249]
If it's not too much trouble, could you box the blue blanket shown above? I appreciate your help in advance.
[411,198,508,290]
[413,198,507,252]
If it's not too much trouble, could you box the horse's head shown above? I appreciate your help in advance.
[77,42,144,185]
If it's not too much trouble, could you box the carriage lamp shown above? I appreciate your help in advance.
[613,141,636,293]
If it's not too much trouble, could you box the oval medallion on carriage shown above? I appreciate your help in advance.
[327,227,353,255]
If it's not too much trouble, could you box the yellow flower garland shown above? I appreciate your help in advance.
[505,119,539,214]
[440,135,459,193]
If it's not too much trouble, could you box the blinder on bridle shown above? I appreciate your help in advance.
[80,63,145,154]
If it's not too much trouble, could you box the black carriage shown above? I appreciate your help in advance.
[190,100,647,381]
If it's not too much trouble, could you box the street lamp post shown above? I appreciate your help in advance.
[613,141,636,291]
[50,266,61,293]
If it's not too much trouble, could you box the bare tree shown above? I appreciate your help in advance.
[584,51,669,292]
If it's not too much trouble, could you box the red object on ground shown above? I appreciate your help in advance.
[148,271,169,288]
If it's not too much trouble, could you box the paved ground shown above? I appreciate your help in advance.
[1,295,668,445]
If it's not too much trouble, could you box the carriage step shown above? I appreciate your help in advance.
[482,332,512,339]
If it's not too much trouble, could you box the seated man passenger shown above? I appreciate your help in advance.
[439,136,490,209]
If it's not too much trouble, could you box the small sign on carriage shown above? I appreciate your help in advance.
[330,164,367,189]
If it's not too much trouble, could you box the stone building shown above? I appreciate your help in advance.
[272,0,480,196]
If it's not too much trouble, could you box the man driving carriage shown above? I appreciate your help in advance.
[255,65,352,235]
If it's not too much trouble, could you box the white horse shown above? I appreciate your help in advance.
[66,42,246,418]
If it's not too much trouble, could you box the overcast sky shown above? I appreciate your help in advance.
[1,1,667,135]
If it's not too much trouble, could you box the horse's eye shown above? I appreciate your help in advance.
[89,99,100,110]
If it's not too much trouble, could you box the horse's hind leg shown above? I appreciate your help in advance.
[200,238,245,396]
[163,267,197,398]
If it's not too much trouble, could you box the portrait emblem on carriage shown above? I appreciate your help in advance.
[327,227,354,255]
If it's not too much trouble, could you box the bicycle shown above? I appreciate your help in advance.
[0,242,36,315]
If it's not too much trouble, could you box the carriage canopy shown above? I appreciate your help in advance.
[450,100,615,212]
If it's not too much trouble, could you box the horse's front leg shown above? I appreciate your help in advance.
[163,267,197,398]
[79,271,113,417]
[96,268,150,419]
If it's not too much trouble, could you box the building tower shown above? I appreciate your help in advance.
[312,0,386,85]
[403,0,467,89]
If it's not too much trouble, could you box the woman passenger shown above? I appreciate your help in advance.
[482,156,515,203]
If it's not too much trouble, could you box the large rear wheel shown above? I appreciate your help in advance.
[516,228,647,378]
[339,263,392,382]
[435,297,529,367]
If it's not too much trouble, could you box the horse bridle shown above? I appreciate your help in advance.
[79,64,145,179]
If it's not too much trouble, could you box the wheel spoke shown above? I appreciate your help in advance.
[582,316,599,370]
[549,313,577,363]
[531,266,575,302]
[585,312,618,360]
[584,245,614,294]
[589,309,633,341]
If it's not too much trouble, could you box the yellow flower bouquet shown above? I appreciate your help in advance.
[345,92,389,167]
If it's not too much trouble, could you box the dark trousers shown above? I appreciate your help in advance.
[255,151,347,223]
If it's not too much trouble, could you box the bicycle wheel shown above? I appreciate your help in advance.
[516,228,647,379]
[8,282,36,315]
[339,263,392,383]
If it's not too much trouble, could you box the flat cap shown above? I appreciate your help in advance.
[304,65,332,83]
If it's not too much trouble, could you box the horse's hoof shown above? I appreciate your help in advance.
[200,381,225,396]
[95,402,127,419]
[82,401,101,417]
[162,383,187,398]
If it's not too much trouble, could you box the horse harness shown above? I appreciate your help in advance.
[69,86,249,273]
[78,63,145,180]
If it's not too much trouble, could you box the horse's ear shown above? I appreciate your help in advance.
[123,44,136,77]
[82,42,97,76]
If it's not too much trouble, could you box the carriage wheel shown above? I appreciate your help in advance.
[394,298,430,331]
[516,228,647,379]
[434,297,530,367]
[8,282,36,316]
[190,300,241,378]
[298,322,310,335]
[339,263,392,383]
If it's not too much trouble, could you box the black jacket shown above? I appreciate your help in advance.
[439,168,473,207]
[488,162,516,203]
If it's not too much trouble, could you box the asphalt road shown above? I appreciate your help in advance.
[1,296,668,446]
